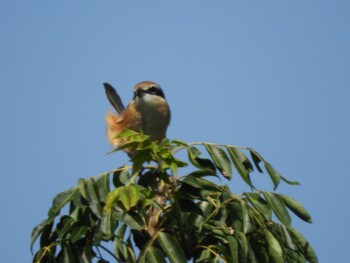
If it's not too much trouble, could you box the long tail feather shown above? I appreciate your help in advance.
[103,83,125,115]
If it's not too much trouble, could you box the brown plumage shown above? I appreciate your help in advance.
[104,81,171,152]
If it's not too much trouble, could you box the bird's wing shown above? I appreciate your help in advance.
[103,83,126,115]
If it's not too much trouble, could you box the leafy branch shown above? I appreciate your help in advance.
[31,131,317,263]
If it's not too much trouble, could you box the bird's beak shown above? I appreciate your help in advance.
[133,89,144,99]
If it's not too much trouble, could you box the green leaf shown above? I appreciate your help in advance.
[263,192,291,226]
[280,175,300,186]
[236,231,249,261]
[264,229,284,263]
[95,173,110,201]
[158,232,187,263]
[287,227,318,263]
[181,175,220,192]
[264,162,281,190]
[56,216,75,240]
[245,192,272,220]
[62,243,75,263]
[114,207,143,230]
[285,249,306,263]
[77,244,94,263]
[112,167,130,187]
[101,210,117,238]
[279,194,312,223]
[227,235,239,263]
[77,178,88,200]
[205,144,232,179]
[69,225,87,243]
[145,246,166,263]
[86,178,103,218]
[48,187,78,218]
[188,169,219,179]
[171,139,189,147]
[104,187,121,213]
[40,221,54,249]
[227,146,253,187]
[31,219,52,253]
[248,148,263,173]
[104,185,141,212]
[114,224,128,261]
[247,242,259,263]
[278,225,297,250]
[241,202,253,234]
[196,249,215,262]
[119,185,141,211]
[187,146,216,172]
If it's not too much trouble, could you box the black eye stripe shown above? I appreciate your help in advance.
[144,86,165,98]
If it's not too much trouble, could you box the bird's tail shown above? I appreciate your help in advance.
[103,83,126,115]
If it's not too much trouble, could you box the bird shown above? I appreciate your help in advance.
[103,81,171,153]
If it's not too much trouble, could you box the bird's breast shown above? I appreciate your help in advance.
[135,95,171,141]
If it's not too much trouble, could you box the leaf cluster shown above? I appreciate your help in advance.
[31,131,317,263]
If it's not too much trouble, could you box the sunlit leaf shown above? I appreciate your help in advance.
[101,210,116,238]
[278,224,297,250]
[118,185,141,211]
[279,194,312,223]
[104,187,121,213]
[145,246,166,263]
[241,202,253,234]
[95,173,110,201]
[197,249,216,262]
[78,178,88,200]
[227,146,253,187]
[236,231,249,261]
[280,175,300,186]
[205,144,232,179]
[285,249,306,263]
[86,178,103,218]
[264,162,281,190]
[288,227,318,263]
[48,188,78,218]
[245,192,272,220]
[172,139,189,147]
[227,235,239,263]
[264,229,284,263]
[263,192,291,226]
[248,148,263,173]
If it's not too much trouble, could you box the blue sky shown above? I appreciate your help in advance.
[1,1,349,262]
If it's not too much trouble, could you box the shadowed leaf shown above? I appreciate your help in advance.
[158,232,187,263]
[205,144,232,179]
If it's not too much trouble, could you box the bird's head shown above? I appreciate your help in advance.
[133,81,166,104]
